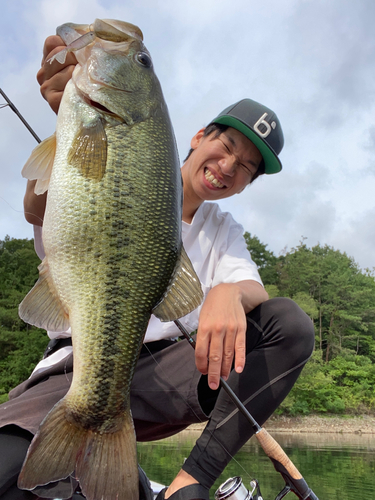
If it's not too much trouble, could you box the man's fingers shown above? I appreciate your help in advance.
[221,327,236,380]
[37,36,77,114]
[37,49,77,85]
[38,65,75,114]
[234,327,246,374]
[42,36,65,62]
[195,329,209,375]
[207,348,223,390]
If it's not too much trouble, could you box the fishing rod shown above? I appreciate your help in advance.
[0,88,42,143]
[174,319,320,500]
[2,88,319,500]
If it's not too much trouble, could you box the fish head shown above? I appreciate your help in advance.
[71,19,166,125]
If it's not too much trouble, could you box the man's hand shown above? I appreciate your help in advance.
[37,35,77,114]
[195,281,268,390]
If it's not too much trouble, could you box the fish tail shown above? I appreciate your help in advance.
[76,411,138,500]
[18,399,139,500]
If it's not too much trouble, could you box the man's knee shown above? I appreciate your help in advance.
[255,297,315,360]
[271,297,315,354]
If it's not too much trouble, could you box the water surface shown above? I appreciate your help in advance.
[138,429,375,499]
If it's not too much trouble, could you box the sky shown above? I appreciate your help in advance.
[1,0,374,271]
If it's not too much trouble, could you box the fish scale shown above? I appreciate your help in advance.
[18,19,203,500]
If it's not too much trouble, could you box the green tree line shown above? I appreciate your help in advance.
[245,233,375,415]
[0,236,48,403]
[1,235,374,414]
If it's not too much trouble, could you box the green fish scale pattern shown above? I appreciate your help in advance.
[47,115,181,432]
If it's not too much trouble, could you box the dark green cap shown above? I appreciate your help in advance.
[211,98,284,174]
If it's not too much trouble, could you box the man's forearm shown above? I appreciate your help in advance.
[236,279,269,313]
[24,180,47,226]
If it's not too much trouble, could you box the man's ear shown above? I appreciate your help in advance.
[190,128,206,149]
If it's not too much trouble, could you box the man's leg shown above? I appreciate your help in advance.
[166,298,315,496]
[0,425,36,500]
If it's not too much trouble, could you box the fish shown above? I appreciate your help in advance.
[17,19,203,500]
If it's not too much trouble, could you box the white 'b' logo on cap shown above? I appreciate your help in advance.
[254,113,276,138]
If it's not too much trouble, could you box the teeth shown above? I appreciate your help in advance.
[204,168,225,188]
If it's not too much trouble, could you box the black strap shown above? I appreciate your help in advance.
[43,338,73,359]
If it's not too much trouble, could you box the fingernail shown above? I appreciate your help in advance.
[209,382,218,390]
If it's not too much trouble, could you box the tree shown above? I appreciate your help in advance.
[277,242,375,362]
[243,232,278,285]
[0,237,48,402]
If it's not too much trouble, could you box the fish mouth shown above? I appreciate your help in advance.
[79,89,121,118]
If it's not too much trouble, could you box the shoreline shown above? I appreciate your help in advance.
[188,414,375,434]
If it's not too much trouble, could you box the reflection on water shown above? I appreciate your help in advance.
[138,430,375,500]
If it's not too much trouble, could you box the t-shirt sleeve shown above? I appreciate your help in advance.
[33,225,46,260]
[211,216,263,287]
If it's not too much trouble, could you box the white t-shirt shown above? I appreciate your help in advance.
[31,202,261,373]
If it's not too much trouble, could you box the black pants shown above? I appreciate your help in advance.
[0,298,315,497]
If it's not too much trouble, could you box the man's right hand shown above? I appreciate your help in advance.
[37,35,78,114]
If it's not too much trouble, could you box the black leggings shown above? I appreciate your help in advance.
[182,297,315,488]
[0,426,34,500]
[0,298,314,497]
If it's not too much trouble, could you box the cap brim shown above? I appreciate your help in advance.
[213,115,282,174]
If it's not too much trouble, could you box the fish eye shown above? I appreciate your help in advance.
[136,52,152,67]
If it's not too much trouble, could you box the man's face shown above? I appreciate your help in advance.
[182,126,263,203]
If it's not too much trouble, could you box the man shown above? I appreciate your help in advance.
[0,36,314,500]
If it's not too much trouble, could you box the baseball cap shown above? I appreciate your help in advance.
[211,98,284,174]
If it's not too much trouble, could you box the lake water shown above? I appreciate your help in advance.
[137,429,375,499]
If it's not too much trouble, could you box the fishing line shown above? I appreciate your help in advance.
[0,196,24,215]
[0,196,44,226]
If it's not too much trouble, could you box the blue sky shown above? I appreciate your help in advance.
[1,0,375,270]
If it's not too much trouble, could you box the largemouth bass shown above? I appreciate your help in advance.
[18,19,203,500]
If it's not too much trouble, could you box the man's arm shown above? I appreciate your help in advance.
[24,180,47,226]
[23,36,77,226]
[37,35,77,114]
[195,280,268,390]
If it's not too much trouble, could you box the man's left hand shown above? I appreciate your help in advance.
[195,281,268,390]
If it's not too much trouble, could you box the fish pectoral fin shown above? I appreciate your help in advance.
[21,133,56,194]
[67,120,107,180]
[152,246,204,321]
[19,258,70,331]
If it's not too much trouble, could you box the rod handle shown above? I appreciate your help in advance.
[256,428,302,479]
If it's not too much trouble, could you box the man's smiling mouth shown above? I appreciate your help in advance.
[204,168,225,189]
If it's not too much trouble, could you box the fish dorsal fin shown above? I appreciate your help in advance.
[67,119,107,180]
[21,134,56,194]
[19,259,70,332]
[152,246,204,322]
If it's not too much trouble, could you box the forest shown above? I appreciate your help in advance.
[0,235,374,414]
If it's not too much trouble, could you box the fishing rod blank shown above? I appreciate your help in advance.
[0,88,41,143]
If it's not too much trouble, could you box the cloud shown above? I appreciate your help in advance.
[332,207,375,270]
[0,0,374,271]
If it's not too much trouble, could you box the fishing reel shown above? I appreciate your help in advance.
[215,477,263,500]
[215,476,319,500]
